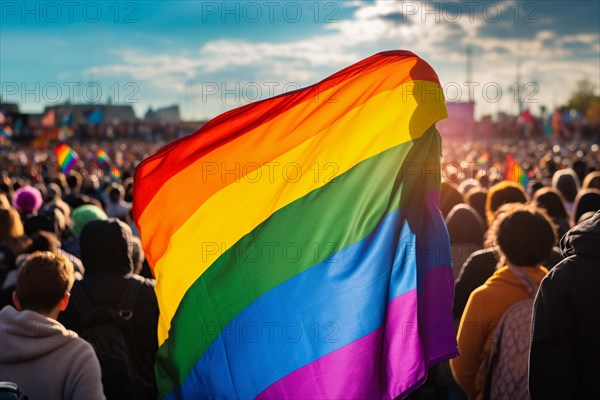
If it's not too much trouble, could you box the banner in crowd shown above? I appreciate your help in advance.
[134,50,458,399]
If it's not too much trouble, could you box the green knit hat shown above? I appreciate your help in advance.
[71,205,108,237]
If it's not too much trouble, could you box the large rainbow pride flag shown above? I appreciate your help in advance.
[133,50,458,399]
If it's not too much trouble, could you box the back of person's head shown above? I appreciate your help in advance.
[488,204,556,268]
[445,204,485,245]
[458,180,481,196]
[42,206,67,235]
[71,204,108,237]
[486,181,528,224]
[582,171,600,190]
[66,171,83,191]
[476,170,490,188]
[82,176,100,194]
[552,168,580,203]
[25,231,61,254]
[572,160,587,185]
[12,186,43,215]
[573,189,600,226]
[465,187,488,225]
[14,251,74,314]
[440,182,464,218]
[533,187,568,221]
[24,214,55,237]
[527,180,544,198]
[46,182,62,201]
[0,207,24,241]
[80,218,133,275]
[109,184,125,203]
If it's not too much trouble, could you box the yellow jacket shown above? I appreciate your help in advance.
[450,266,548,400]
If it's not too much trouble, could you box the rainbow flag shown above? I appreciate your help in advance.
[0,126,12,146]
[56,143,79,174]
[97,148,111,168]
[133,51,458,399]
[110,166,121,181]
[477,151,490,165]
[504,154,530,188]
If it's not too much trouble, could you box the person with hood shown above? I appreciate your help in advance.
[451,204,556,400]
[529,211,600,400]
[445,204,485,279]
[0,251,104,400]
[533,187,571,239]
[552,168,580,214]
[61,204,107,259]
[572,189,600,226]
[582,171,600,190]
[59,218,158,398]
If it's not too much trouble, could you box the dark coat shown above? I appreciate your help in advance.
[59,219,158,395]
[529,211,600,400]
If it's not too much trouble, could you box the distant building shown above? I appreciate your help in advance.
[0,103,20,119]
[45,103,137,125]
[144,105,181,123]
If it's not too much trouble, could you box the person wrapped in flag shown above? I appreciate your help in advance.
[134,50,458,399]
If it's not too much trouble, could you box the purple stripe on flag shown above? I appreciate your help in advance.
[256,264,457,400]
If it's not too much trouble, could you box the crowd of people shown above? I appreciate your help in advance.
[0,129,599,399]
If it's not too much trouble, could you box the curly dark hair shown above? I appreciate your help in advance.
[485,204,557,267]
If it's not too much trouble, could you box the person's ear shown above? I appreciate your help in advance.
[12,291,22,311]
[59,292,71,312]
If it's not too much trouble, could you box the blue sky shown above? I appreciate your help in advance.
[1,0,599,120]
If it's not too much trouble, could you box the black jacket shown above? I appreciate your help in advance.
[59,219,159,395]
[529,211,600,400]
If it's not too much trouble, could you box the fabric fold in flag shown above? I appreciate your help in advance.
[134,50,458,399]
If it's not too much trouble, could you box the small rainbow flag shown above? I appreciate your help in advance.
[477,151,490,164]
[56,143,79,174]
[97,148,111,168]
[110,166,121,181]
[504,154,530,188]
[134,51,458,399]
[0,126,12,146]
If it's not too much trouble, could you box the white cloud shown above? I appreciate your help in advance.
[83,0,600,120]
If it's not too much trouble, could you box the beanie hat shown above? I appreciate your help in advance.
[71,205,107,237]
[12,186,43,213]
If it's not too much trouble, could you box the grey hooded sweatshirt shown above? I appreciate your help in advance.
[0,306,105,400]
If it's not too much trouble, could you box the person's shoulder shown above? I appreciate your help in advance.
[472,267,510,297]
[544,254,599,285]
[62,330,91,352]
[126,273,155,289]
[464,248,496,265]
[125,274,157,306]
